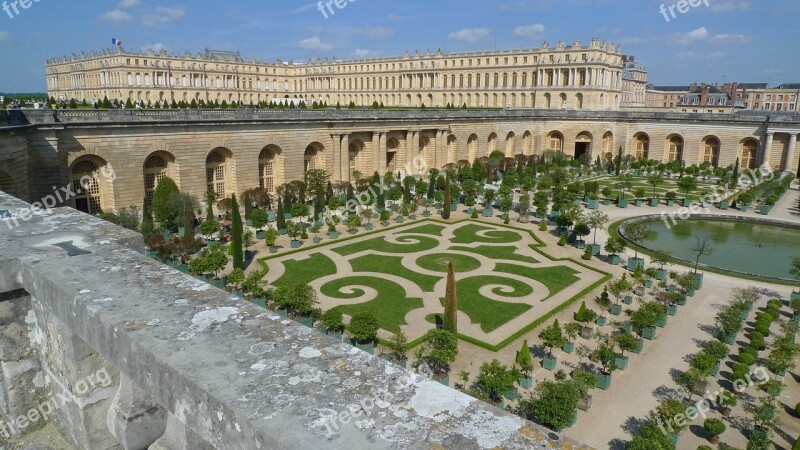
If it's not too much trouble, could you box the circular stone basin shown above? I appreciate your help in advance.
[624,217,800,280]
[416,253,482,273]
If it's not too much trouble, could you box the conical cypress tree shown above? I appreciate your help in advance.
[516,339,532,374]
[444,262,458,334]
[377,191,385,212]
[230,194,244,270]
[141,204,154,239]
[346,183,354,202]
[442,177,452,220]
[276,199,286,230]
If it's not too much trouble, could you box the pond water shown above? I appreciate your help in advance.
[634,219,800,280]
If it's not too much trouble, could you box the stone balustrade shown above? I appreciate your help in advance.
[0,191,589,449]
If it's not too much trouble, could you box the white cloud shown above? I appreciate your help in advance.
[447,28,492,43]
[513,24,546,41]
[118,0,140,8]
[0,31,10,44]
[353,26,392,39]
[623,27,754,46]
[142,43,169,53]
[141,6,186,27]
[100,10,133,23]
[299,36,333,51]
[351,49,382,59]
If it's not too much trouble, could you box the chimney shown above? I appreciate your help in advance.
[622,55,628,62]
[700,85,709,105]
[629,55,635,62]
[691,82,698,91]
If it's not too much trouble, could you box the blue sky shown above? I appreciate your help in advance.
[0,0,798,92]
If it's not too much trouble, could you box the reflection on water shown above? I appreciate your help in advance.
[641,219,800,279]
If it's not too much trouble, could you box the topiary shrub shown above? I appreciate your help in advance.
[766,299,782,309]
[750,335,766,350]
[731,362,749,374]
[795,402,800,417]
[738,353,756,366]
[740,346,758,358]
[749,331,764,341]
[754,324,771,337]
[697,446,713,450]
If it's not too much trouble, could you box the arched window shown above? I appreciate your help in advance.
[259,149,276,193]
[741,140,758,169]
[635,134,650,160]
[206,151,226,196]
[667,136,683,162]
[703,137,720,167]
[143,155,168,206]
[71,160,102,214]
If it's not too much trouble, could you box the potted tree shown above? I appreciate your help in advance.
[613,332,640,369]
[650,398,689,445]
[538,320,565,370]
[563,323,580,354]
[361,207,375,231]
[348,311,379,354]
[703,418,726,444]
[651,250,672,281]
[417,329,459,385]
[595,288,612,325]
[632,302,662,340]
[634,187,646,207]
[604,236,626,265]
[309,224,322,244]
[379,209,391,226]
[586,210,609,256]
[574,302,598,339]
[264,227,279,253]
[573,222,590,250]
[225,267,245,294]
[592,341,616,390]
[476,359,521,403]
[516,340,534,388]
[320,309,345,340]
[384,331,409,367]
[287,222,302,248]
[623,222,649,271]
[665,190,677,206]
[346,213,361,234]
[647,174,664,206]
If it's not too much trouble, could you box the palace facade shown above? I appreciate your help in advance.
[1,109,798,216]
[45,39,638,111]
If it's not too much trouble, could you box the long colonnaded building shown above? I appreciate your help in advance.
[45,39,636,110]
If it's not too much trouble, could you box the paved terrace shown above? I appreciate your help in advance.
[0,191,589,449]
[2,108,800,128]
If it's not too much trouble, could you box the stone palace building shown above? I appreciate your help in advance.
[46,40,635,110]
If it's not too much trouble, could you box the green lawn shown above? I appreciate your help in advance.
[350,254,441,292]
[320,276,424,333]
[398,223,446,236]
[455,275,533,332]
[494,263,580,299]
[450,224,522,244]
[272,253,337,288]
[594,175,733,201]
[416,253,482,273]
[333,235,440,256]
[449,245,538,264]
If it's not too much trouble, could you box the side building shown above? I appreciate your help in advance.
[45,39,635,111]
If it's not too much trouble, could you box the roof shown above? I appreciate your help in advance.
[775,83,800,89]
[649,85,689,92]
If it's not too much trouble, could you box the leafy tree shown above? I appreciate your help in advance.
[443,262,458,334]
[648,174,665,199]
[703,418,725,439]
[348,311,379,343]
[276,199,286,230]
[650,398,689,435]
[385,330,409,364]
[251,209,268,231]
[516,340,533,376]
[151,177,180,227]
[585,210,609,244]
[604,235,627,257]
[625,422,674,450]
[518,380,581,432]
[442,177,451,219]
[321,309,344,333]
[230,194,244,269]
[475,359,520,403]
[677,176,698,200]
[674,367,707,401]
[538,320,565,357]
[273,284,318,318]
[226,268,245,288]
[615,332,639,356]
[418,329,458,376]
[623,222,650,260]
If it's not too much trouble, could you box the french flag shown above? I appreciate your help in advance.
[112,38,123,47]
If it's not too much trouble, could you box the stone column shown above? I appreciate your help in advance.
[330,134,341,183]
[372,132,382,175]
[341,134,350,183]
[404,130,417,174]
[762,131,774,168]
[785,133,798,173]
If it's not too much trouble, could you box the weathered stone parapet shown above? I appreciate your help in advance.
[0,191,593,449]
